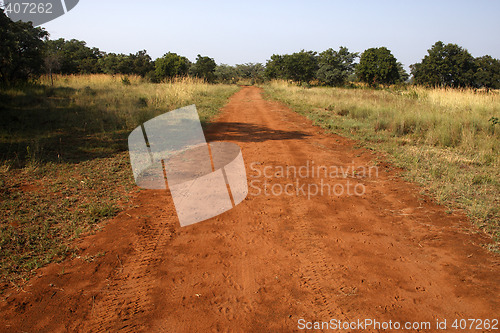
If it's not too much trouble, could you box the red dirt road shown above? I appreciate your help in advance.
[1,86,498,332]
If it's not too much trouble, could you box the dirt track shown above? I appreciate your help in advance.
[1,86,498,332]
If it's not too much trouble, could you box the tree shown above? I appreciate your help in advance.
[474,55,500,89]
[129,50,154,77]
[283,50,318,83]
[264,50,318,83]
[264,54,285,80]
[154,52,190,80]
[235,63,265,83]
[44,51,61,86]
[356,47,400,86]
[45,38,102,74]
[98,53,126,74]
[410,41,476,88]
[190,55,216,82]
[0,10,48,84]
[316,47,358,86]
[396,62,409,83]
[215,64,238,84]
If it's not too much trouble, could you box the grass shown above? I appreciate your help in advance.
[0,74,239,287]
[263,80,500,251]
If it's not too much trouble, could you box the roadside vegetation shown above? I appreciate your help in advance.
[0,75,239,286]
[263,80,500,251]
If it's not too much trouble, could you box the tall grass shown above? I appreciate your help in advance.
[0,75,239,285]
[264,80,499,249]
[36,74,236,128]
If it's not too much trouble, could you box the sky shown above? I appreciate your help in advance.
[40,0,500,71]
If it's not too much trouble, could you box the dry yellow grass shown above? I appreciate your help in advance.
[265,80,499,161]
[37,74,238,127]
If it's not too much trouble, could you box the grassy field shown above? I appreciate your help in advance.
[263,80,500,251]
[0,75,239,287]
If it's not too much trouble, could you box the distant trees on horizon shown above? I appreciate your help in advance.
[1,10,499,89]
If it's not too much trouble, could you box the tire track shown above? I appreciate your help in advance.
[84,195,177,332]
[236,98,349,322]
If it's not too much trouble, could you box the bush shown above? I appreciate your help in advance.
[155,52,190,80]
[121,76,131,85]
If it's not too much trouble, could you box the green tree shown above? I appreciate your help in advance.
[98,51,153,78]
[215,64,238,84]
[264,54,285,80]
[129,50,154,77]
[0,10,48,84]
[283,50,318,83]
[264,51,318,83]
[474,55,500,89]
[154,52,190,80]
[235,63,265,83]
[356,47,400,86]
[396,62,409,83]
[45,38,102,74]
[190,54,217,82]
[44,50,61,86]
[316,47,358,86]
[410,41,476,88]
[99,53,125,74]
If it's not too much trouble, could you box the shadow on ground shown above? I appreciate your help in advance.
[0,86,145,167]
[206,121,311,143]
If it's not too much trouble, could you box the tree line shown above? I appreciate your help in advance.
[1,10,499,89]
[265,45,499,89]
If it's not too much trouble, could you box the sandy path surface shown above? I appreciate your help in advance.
[1,86,498,332]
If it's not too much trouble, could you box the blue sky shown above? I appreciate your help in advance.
[42,0,500,70]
